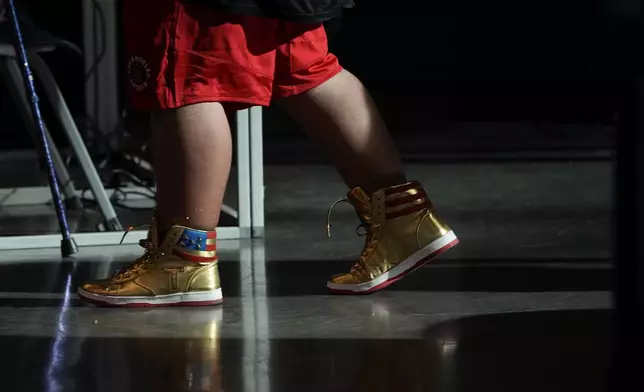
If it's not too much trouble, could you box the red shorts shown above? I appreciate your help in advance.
[123,0,343,111]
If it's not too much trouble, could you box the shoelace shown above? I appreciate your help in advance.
[326,198,349,238]
[114,224,157,280]
[326,198,379,275]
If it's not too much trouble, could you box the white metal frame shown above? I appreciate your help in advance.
[0,1,265,251]
[236,106,266,239]
[250,107,265,238]
[0,45,82,208]
[28,52,121,229]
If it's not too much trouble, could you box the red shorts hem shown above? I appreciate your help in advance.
[125,3,342,112]
[150,96,271,111]
[276,64,343,99]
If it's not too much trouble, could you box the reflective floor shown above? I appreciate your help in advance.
[0,162,613,391]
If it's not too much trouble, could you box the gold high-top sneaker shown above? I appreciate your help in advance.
[78,225,222,307]
[326,181,458,294]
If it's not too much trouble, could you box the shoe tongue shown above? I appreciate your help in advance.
[347,187,371,206]
[347,187,373,221]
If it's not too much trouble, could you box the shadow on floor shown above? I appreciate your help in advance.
[0,309,612,392]
[257,260,613,296]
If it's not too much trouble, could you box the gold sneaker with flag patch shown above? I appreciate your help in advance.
[78,225,222,307]
[326,181,458,294]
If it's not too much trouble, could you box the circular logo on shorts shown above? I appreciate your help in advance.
[127,56,151,92]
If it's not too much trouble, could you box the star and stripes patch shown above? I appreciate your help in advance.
[172,229,217,263]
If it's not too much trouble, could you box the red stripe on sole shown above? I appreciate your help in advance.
[327,238,459,295]
[207,231,217,239]
[79,295,223,307]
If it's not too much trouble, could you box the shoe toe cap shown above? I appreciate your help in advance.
[328,273,362,285]
[79,281,118,296]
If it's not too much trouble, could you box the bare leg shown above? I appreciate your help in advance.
[151,102,232,232]
[79,102,229,307]
[278,70,457,295]
[278,69,407,193]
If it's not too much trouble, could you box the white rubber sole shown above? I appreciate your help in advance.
[326,230,459,294]
[77,287,223,307]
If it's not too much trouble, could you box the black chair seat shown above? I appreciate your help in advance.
[0,7,69,53]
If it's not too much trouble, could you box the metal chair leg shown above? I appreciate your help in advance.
[28,52,122,231]
[0,57,82,210]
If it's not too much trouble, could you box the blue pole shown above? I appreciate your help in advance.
[7,0,78,256]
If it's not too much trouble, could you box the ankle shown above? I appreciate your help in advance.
[357,175,408,194]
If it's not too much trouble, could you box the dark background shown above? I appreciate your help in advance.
[0,0,621,156]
